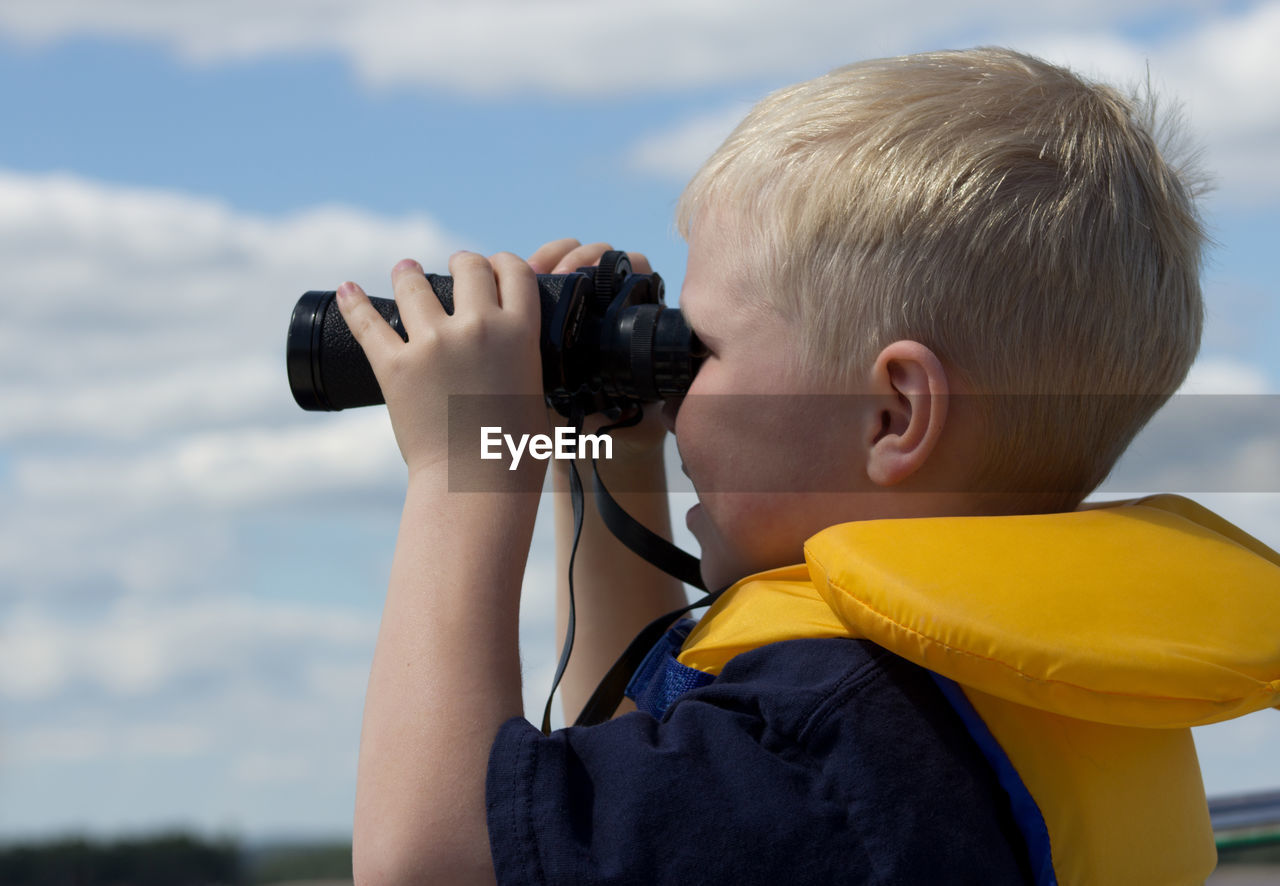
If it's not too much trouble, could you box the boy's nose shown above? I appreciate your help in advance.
[660,397,682,434]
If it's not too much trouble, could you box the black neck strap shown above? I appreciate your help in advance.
[591,407,707,591]
[539,404,728,733]
[539,405,588,735]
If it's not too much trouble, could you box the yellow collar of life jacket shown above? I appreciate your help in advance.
[677,494,1280,885]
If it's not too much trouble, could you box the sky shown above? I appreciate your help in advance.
[1,0,1278,842]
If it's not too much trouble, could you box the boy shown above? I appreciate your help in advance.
[336,49,1280,884]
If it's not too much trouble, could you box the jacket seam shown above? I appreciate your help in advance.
[794,641,892,745]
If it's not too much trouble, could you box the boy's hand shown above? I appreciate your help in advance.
[336,252,547,481]
[530,238,671,469]
[527,237,652,278]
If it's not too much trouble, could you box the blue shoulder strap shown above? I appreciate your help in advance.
[929,673,1058,886]
[624,618,715,719]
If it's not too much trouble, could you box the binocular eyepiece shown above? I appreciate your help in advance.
[287,251,705,417]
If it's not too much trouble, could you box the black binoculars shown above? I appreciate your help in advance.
[287,250,704,417]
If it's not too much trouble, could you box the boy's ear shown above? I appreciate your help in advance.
[864,341,949,487]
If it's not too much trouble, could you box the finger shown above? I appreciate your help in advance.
[527,238,581,274]
[550,241,613,274]
[627,251,652,275]
[448,250,499,318]
[490,252,539,326]
[335,281,403,364]
[391,258,447,334]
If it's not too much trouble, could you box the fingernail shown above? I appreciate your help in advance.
[393,258,422,274]
[337,282,358,300]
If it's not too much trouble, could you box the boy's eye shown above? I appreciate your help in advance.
[690,332,711,359]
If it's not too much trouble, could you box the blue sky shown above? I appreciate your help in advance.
[1,0,1278,841]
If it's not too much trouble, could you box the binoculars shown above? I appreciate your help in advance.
[287,251,704,417]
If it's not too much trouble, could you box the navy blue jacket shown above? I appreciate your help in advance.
[487,637,1033,884]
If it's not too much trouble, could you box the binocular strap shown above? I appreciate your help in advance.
[538,404,725,734]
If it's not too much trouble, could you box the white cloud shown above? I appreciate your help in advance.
[14,411,403,511]
[611,3,1280,203]
[0,596,376,700]
[7,726,110,765]
[1105,395,1280,493]
[625,103,752,182]
[1102,360,1277,497]
[0,167,452,457]
[230,751,316,785]
[9,722,215,765]
[0,0,1242,96]
[1179,356,1273,394]
[0,589,378,833]
[0,168,456,834]
[0,167,452,617]
[1013,2,1280,205]
[1195,713,1280,797]
[6,2,1278,198]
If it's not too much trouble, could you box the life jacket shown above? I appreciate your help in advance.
[672,494,1280,885]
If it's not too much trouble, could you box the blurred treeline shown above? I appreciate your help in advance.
[1,828,1274,883]
[1218,838,1280,866]
[0,833,353,885]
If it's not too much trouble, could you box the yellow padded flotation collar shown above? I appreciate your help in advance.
[677,495,1280,885]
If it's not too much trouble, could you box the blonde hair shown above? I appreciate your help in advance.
[677,48,1207,506]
